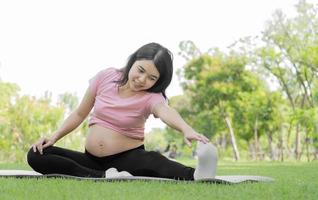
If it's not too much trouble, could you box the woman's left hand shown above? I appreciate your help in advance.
[183,130,210,147]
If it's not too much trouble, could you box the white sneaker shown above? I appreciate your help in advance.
[105,167,118,178]
[193,142,218,180]
[105,167,133,178]
[116,171,133,177]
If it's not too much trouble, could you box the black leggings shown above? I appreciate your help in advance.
[27,145,195,180]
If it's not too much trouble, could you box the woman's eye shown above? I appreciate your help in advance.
[138,69,144,73]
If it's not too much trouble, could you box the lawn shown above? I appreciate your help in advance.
[0,161,317,200]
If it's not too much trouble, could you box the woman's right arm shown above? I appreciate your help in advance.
[32,87,95,154]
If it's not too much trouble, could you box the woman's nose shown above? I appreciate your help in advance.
[139,75,146,83]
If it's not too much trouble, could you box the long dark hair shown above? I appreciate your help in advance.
[115,43,173,99]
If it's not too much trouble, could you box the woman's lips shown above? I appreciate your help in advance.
[134,81,143,88]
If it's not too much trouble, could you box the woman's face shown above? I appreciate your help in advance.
[127,60,160,92]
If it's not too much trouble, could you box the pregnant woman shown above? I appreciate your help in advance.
[27,42,217,180]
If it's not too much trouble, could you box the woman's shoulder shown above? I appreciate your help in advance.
[98,67,121,75]
[95,67,122,80]
[89,67,122,88]
[141,92,167,116]
[142,92,166,103]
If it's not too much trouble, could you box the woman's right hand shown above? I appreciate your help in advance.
[32,137,56,155]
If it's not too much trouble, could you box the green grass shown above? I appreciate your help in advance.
[1,161,318,200]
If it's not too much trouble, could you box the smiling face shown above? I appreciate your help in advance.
[126,60,160,92]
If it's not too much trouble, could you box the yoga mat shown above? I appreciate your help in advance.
[0,170,274,184]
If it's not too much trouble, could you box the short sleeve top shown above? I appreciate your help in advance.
[88,68,167,140]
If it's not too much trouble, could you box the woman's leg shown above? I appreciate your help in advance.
[27,146,105,177]
[102,146,195,180]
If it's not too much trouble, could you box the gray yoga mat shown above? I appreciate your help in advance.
[0,170,274,184]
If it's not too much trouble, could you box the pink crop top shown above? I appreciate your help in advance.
[88,68,167,140]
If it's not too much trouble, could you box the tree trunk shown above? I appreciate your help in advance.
[224,115,240,161]
[267,131,275,160]
[314,124,318,160]
[249,141,256,160]
[253,117,263,160]
[216,133,227,158]
[303,127,310,162]
[306,140,310,162]
[314,147,318,160]
[286,122,293,159]
[279,127,284,162]
[220,133,227,149]
[295,124,301,160]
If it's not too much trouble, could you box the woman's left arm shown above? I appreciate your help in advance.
[152,103,210,147]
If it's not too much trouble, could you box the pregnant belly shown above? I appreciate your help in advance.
[85,124,144,157]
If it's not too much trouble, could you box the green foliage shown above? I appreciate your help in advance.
[144,128,168,152]
[0,81,80,162]
[250,0,318,159]
[58,92,79,114]
[259,0,318,108]
[179,47,272,145]
[170,1,318,161]
[0,82,20,109]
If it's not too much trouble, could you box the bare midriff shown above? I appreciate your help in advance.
[85,124,144,157]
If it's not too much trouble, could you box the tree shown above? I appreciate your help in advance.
[0,82,20,160]
[254,0,318,159]
[0,81,65,161]
[179,43,270,161]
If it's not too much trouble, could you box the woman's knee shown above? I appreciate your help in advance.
[27,147,43,167]
[27,148,36,162]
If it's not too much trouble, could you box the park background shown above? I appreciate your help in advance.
[1,1,318,199]
[1,0,318,164]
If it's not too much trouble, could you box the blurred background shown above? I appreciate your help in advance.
[1,0,317,163]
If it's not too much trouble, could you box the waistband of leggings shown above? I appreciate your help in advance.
[85,144,145,160]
